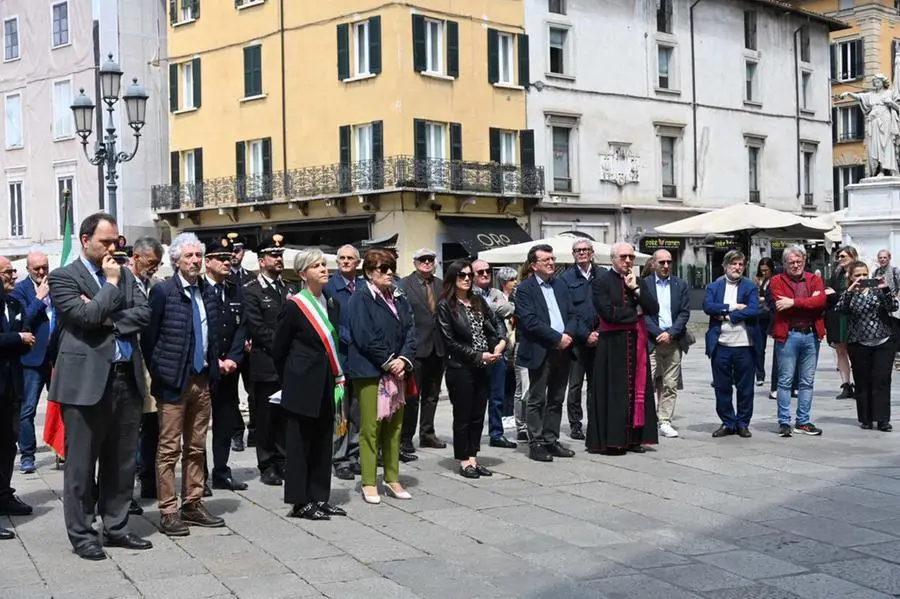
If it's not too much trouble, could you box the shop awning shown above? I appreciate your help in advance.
[440,216,532,256]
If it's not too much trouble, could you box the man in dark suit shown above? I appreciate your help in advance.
[643,249,691,439]
[10,252,51,474]
[324,244,364,480]
[515,244,582,462]
[703,250,760,438]
[0,256,35,540]
[204,236,248,491]
[559,239,606,441]
[398,248,446,454]
[48,212,152,560]
[243,233,297,485]
[227,233,254,452]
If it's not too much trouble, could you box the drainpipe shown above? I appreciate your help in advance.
[279,0,288,176]
[93,20,104,210]
[690,0,703,192]
[793,25,803,201]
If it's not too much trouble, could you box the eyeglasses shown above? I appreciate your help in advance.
[573,247,593,254]
[617,254,635,260]
[475,269,490,276]
[375,264,394,274]
[657,260,672,265]
[458,272,473,280]
[0,268,16,275]
[786,260,804,266]
[416,256,435,264]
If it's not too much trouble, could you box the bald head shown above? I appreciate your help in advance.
[25,252,48,283]
[611,242,636,274]
[0,257,15,293]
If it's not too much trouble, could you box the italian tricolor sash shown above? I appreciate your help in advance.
[289,291,346,411]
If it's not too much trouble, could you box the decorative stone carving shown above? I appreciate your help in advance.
[599,144,640,187]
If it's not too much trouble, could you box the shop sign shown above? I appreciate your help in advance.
[711,237,739,249]
[770,240,801,250]
[639,237,684,252]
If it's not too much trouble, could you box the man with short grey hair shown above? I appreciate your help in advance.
[874,249,900,292]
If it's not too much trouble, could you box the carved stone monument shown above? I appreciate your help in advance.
[840,177,900,264]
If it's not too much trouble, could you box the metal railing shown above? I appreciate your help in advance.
[152,155,545,211]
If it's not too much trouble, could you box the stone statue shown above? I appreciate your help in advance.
[840,73,900,177]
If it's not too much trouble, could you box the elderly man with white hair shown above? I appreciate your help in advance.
[143,233,226,536]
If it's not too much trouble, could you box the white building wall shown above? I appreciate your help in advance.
[525,0,835,241]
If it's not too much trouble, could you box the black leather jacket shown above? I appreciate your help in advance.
[437,296,506,369]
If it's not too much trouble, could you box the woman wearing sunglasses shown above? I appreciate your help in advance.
[437,261,507,478]
[347,249,416,505]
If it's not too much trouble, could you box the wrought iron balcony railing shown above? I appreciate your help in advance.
[152,155,545,212]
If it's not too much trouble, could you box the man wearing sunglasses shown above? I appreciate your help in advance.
[399,249,447,453]
[559,239,606,441]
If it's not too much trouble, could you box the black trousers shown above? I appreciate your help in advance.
[566,345,595,430]
[445,365,489,461]
[211,371,242,477]
[137,412,159,486]
[402,351,445,443]
[62,368,141,549]
[848,341,894,424]
[254,380,286,473]
[283,393,333,506]
[526,350,570,446]
[0,385,19,501]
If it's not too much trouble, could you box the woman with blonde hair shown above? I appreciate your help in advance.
[825,245,858,399]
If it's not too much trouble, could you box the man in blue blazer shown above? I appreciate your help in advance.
[703,250,761,439]
[643,249,691,439]
[10,252,52,474]
[515,243,583,463]
[323,244,365,480]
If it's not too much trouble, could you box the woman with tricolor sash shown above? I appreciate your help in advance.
[272,249,348,520]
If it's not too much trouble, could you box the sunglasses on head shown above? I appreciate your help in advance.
[417,256,435,264]
[375,264,394,274]
[458,271,473,280]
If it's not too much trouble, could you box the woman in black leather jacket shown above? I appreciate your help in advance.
[437,260,507,479]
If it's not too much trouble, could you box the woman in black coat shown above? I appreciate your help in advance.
[272,248,346,520]
[437,260,506,478]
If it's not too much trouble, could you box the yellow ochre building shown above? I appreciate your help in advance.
[152,0,542,267]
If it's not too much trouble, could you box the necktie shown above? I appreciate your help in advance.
[347,279,355,294]
[215,283,224,304]
[190,286,205,373]
[98,270,132,361]
[424,278,435,313]
[274,279,284,296]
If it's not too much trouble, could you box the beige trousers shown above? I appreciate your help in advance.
[650,342,682,424]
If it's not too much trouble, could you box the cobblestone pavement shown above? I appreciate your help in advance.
[3,344,900,599]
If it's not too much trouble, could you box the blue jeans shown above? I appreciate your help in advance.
[17,367,46,461]
[487,357,507,440]
[712,346,755,429]
[775,331,820,425]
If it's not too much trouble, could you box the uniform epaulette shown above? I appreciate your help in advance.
[243,279,259,288]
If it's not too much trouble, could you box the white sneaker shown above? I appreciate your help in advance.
[659,422,679,438]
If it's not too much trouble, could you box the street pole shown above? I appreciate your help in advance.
[103,101,119,219]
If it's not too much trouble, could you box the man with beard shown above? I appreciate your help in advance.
[587,243,659,455]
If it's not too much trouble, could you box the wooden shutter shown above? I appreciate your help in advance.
[412,15,426,72]
[262,137,272,197]
[413,119,426,161]
[450,123,462,161]
[339,125,351,192]
[519,130,535,168]
[337,24,350,80]
[372,120,384,189]
[170,151,180,187]
[169,0,177,25]
[447,20,459,78]
[243,46,261,96]
[489,128,501,164]
[369,16,382,75]
[893,40,898,79]
[853,39,864,79]
[853,106,864,140]
[829,44,836,81]
[235,141,246,202]
[169,63,178,112]
[192,57,201,109]
[487,29,499,83]
[193,147,204,206]
[191,0,200,19]
[517,34,530,87]
[832,167,840,210]
[832,108,837,143]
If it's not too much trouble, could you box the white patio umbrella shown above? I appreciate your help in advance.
[478,234,650,266]
[809,209,845,244]
[655,203,832,238]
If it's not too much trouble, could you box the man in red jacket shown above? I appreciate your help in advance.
[768,245,827,438]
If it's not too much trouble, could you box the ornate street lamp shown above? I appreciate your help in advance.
[71,53,149,219]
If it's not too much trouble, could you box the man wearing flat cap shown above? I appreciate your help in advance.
[242,233,297,486]
[204,236,248,492]
[399,248,447,454]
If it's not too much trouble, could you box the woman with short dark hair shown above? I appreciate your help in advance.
[437,260,506,478]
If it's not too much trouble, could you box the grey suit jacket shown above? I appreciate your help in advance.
[48,258,151,406]
[399,272,445,358]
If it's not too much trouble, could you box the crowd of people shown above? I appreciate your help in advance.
[0,211,894,562]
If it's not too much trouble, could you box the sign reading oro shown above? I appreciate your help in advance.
[477,232,513,248]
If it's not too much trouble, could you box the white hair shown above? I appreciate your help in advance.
[169,232,203,267]
[571,238,593,251]
[337,244,360,259]
[783,245,806,261]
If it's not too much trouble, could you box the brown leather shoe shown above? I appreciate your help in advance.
[180,502,225,528]
[419,435,447,449]
[159,513,190,537]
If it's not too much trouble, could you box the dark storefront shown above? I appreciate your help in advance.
[186,216,373,252]
[439,216,532,262]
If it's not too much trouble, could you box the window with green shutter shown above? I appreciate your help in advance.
[243,45,262,97]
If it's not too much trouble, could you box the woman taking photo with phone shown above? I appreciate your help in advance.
[437,260,507,478]
[836,261,897,431]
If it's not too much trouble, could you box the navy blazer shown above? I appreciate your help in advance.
[643,274,691,353]
[10,278,52,367]
[347,284,417,380]
[0,294,31,397]
[560,264,606,338]
[702,276,761,357]
[514,275,582,370]
[324,272,364,363]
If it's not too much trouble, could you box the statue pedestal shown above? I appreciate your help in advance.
[840,176,900,263]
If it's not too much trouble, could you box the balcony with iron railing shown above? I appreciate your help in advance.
[151,156,545,212]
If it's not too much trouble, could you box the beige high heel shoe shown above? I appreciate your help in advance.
[361,486,381,505]
[383,482,412,500]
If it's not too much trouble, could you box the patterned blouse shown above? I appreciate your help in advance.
[465,305,490,353]
[836,288,897,344]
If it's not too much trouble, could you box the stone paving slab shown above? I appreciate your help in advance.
[5,348,900,598]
